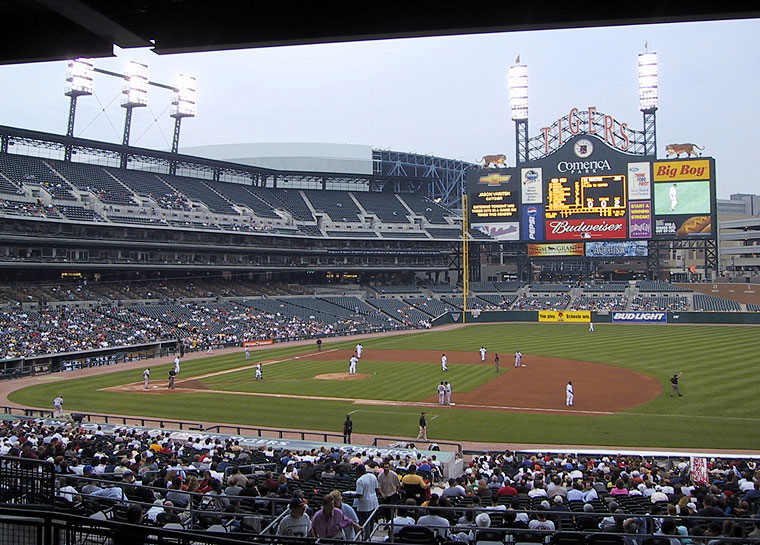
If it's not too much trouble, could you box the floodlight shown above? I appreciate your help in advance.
[121,61,149,107]
[65,58,94,97]
[171,73,197,118]
[638,52,658,111]
[508,64,528,121]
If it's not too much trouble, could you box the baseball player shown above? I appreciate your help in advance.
[514,351,522,367]
[255,363,263,381]
[479,346,487,362]
[444,381,452,406]
[669,183,678,212]
[356,343,363,358]
[494,353,500,373]
[589,321,595,332]
[437,382,446,405]
[143,368,150,390]
[441,353,448,372]
[174,355,181,376]
[244,346,250,360]
[566,381,574,406]
[670,372,683,397]
[53,396,64,417]
[168,369,176,389]
[349,354,359,375]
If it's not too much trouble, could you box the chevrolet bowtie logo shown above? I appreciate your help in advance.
[479,174,511,186]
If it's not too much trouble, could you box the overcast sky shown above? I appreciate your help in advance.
[1,18,758,198]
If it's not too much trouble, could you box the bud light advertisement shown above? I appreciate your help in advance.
[521,204,544,241]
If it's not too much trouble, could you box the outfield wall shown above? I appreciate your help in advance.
[436,310,760,325]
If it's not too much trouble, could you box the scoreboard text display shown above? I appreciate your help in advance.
[467,134,716,245]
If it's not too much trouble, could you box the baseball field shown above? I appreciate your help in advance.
[8,322,760,451]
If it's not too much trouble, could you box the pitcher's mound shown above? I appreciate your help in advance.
[315,373,370,381]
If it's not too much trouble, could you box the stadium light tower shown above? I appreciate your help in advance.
[638,50,658,157]
[509,59,529,165]
[121,61,149,146]
[170,74,197,154]
[64,58,94,160]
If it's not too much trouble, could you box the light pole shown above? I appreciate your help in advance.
[64,58,94,160]
[509,61,528,165]
[638,50,658,157]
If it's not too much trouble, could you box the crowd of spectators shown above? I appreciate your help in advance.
[2,417,759,542]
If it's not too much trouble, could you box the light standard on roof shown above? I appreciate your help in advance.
[120,61,149,167]
[638,50,658,157]
[509,59,529,165]
[169,74,197,174]
[64,58,94,160]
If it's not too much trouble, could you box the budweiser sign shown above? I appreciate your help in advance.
[545,218,627,240]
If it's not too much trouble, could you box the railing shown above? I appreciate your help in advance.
[0,456,56,506]
[371,436,463,455]
[205,424,344,443]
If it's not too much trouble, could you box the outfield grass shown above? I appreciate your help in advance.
[9,323,760,450]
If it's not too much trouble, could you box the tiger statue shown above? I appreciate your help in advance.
[479,154,507,167]
[665,143,704,158]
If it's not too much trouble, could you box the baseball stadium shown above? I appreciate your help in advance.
[1,5,760,545]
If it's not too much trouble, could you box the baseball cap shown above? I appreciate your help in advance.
[289,498,307,509]
[83,465,93,472]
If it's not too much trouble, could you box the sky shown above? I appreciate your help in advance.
[1,18,758,198]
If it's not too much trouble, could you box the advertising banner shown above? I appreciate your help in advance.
[654,215,712,238]
[538,310,591,323]
[627,162,651,200]
[611,312,667,323]
[521,168,543,204]
[527,243,584,257]
[545,218,627,240]
[243,340,274,347]
[628,201,652,239]
[585,241,648,258]
[472,222,520,240]
[521,205,545,241]
[653,159,710,182]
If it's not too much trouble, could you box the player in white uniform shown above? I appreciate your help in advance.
[589,322,595,332]
[356,343,363,358]
[255,363,263,381]
[479,347,487,362]
[349,354,359,375]
[669,183,678,211]
[566,381,574,406]
[514,351,522,367]
[444,381,452,406]
[143,368,150,390]
[244,346,250,360]
[53,396,64,417]
[441,354,448,371]
[437,382,446,405]
[174,356,181,376]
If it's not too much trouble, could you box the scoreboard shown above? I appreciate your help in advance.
[546,175,627,219]
[467,134,716,246]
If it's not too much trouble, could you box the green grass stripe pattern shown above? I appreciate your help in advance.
[9,323,760,450]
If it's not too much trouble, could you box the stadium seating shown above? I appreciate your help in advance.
[693,293,741,311]
[304,189,361,222]
[53,159,136,205]
[352,191,411,223]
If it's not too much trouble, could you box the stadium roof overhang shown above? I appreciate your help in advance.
[1,2,758,65]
